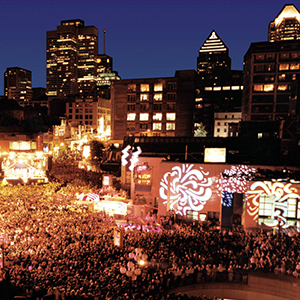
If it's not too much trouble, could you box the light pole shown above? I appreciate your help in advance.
[0,233,7,269]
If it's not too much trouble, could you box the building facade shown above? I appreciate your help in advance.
[242,40,300,122]
[4,67,32,105]
[111,70,196,141]
[47,19,98,99]
[195,31,243,137]
[214,111,242,137]
[268,4,300,42]
[119,135,300,230]
[46,20,119,100]
[242,4,300,165]
[65,97,111,137]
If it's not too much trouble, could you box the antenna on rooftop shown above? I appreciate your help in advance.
[103,30,106,54]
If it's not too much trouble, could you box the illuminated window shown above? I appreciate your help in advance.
[205,87,213,91]
[127,113,136,121]
[277,85,288,91]
[223,86,230,90]
[267,64,275,72]
[264,84,274,92]
[153,93,163,101]
[154,83,163,91]
[140,94,149,101]
[279,64,289,71]
[278,74,286,81]
[140,113,149,121]
[287,198,298,219]
[186,210,199,220]
[195,97,203,102]
[153,123,162,130]
[166,113,176,121]
[140,84,149,92]
[253,84,263,92]
[153,113,162,121]
[166,123,175,130]
[231,86,240,90]
[213,86,221,91]
[128,84,136,92]
[258,194,275,224]
[290,63,300,70]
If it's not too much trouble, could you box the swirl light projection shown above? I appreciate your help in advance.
[246,181,300,228]
[218,165,256,194]
[159,164,213,216]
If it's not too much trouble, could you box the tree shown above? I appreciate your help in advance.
[90,140,105,164]
[194,122,207,137]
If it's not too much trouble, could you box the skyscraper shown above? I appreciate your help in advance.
[268,4,300,42]
[46,19,98,98]
[242,4,300,165]
[4,67,32,105]
[195,31,243,137]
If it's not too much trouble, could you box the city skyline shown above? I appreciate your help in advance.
[0,0,295,95]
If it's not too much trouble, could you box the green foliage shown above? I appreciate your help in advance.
[194,122,207,137]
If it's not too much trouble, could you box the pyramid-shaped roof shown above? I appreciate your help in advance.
[199,30,228,53]
[274,4,300,26]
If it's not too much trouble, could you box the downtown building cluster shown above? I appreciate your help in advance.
[2,4,300,229]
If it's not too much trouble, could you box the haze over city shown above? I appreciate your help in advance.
[0,0,293,95]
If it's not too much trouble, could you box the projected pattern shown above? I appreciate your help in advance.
[218,165,256,194]
[246,181,300,228]
[159,164,213,215]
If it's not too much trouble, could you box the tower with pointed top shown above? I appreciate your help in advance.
[268,4,300,42]
[195,30,243,137]
[197,30,231,77]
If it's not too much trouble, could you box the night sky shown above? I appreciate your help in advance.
[0,0,295,94]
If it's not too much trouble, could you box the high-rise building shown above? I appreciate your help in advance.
[195,31,243,137]
[242,4,300,165]
[243,4,300,123]
[46,19,99,99]
[268,4,300,42]
[242,40,300,122]
[96,53,120,99]
[4,67,32,105]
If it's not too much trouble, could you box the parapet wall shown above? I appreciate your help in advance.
[169,273,300,300]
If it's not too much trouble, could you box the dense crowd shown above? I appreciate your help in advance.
[0,182,300,300]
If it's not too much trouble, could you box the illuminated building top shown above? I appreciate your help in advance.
[199,30,228,54]
[268,4,300,41]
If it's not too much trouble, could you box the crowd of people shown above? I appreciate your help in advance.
[0,180,300,300]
